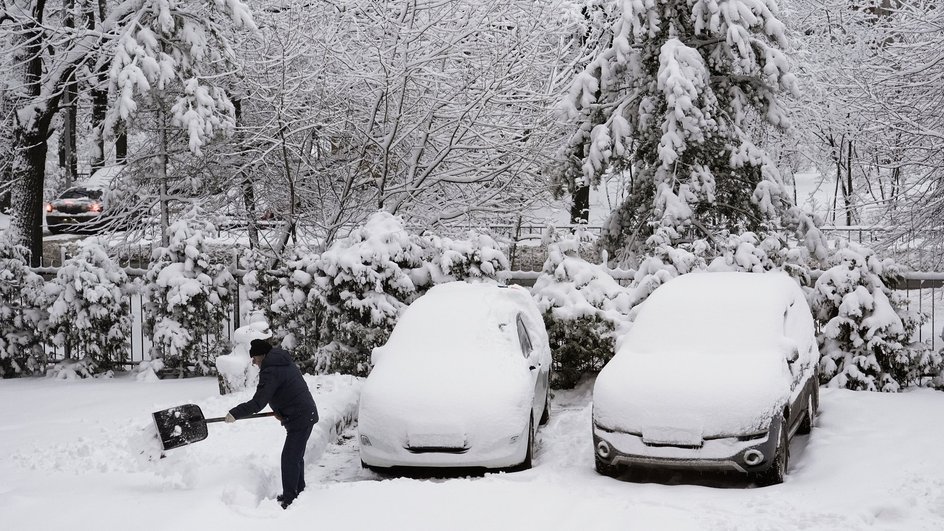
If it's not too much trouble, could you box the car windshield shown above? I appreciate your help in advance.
[626,274,795,356]
[59,188,103,200]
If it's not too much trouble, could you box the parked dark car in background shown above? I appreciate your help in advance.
[45,187,138,234]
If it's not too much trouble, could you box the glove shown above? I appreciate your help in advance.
[225,413,236,423]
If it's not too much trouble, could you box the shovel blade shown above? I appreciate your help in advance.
[152,404,209,451]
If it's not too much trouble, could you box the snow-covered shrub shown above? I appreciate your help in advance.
[627,227,711,311]
[0,233,47,377]
[532,230,634,388]
[423,231,509,283]
[708,231,813,285]
[812,243,941,391]
[239,248,282,327]
[310,211,428,376]
[143,210,235,375]
[45,239,132,374]
[269,252,326,372]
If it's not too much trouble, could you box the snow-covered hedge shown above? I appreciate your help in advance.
[309,212,429,376]
[143,210,235,375]
[0,233,47,377]
[269,252,325,372]
[45,239,131,376]
[532,230,634,388]
[812,243,941,391]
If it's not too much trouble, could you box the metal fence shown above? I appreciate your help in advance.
[33,266,944,367]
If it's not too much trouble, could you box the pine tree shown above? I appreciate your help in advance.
[45,239,132,374]
[532,229,634,388]
[0,233,47,376]
[557,0,798,262]
[143,208,235,375]
[310,211,429,376]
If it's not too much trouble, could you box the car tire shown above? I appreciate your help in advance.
[756,420,789,487]
[594,454,620,478]
[539,388,550,426]
[797,395,814,435]
[514,418,534,471]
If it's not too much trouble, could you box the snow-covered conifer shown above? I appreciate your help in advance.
[532,229,634,388]
[423,231,509,284]
[557,0,799,260]
[812,242,941,391]
[0,233,47,376]
[269,252,324,372]
[45,239,132,375]
[310,211,428,376]
[143,209,235,375]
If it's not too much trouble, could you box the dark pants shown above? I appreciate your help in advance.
[281,417,315,503]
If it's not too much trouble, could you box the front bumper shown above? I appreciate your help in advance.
[359,423,530,470]
[592,423,781,474]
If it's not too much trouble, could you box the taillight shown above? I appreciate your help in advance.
[45,204,52,213]
[90,202,102,212]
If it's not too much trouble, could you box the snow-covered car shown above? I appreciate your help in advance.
[592,272,820,486]
[358,281,552,471]
[45,186,139,234]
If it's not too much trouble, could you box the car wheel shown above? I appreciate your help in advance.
[539,388,550,426]
[797,395,814,435]
[594,453,620,478]
[756,419,789,487]
[514,418,534,471]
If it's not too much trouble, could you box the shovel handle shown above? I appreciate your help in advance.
[206,412,278,424]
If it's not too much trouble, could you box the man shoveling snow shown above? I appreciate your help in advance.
[226,339,319,509]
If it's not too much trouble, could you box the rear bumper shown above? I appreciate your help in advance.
[592,423,781,475]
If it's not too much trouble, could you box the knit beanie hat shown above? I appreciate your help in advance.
[249,339,273,357]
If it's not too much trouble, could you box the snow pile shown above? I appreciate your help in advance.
[216,321,271,394]
[45,239,132,376]
[143,208,236,375]
[532,230,634,388]
[0,232,47,376]
[812,242,941,391]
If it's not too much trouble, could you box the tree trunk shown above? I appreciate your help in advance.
[58,0,78,186]
[11,130,49,266]
[91,80,108,173]
[115,120,128,164]
[570,184,590,224]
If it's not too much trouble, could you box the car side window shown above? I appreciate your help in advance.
[516,314,532,358]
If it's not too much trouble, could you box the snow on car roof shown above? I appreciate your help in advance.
[379,281,534,360]
[626,271,803,355]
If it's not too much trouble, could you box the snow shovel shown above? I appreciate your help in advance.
[152,404,276,451]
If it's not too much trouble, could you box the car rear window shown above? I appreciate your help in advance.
[59,188,103,199]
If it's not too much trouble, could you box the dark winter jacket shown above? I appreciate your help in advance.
[229,347,318,430]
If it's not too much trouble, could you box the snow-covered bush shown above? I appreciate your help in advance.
[45,239,132,375]
[269,252,326,372]
[143,210,235,375]
[0,233,47,377]
[239,248,283,328]
[532,230,634,388]
[423,231,509,283]
[310,211,428,376]
[812,243,941,391]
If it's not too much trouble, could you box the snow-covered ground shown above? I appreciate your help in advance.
[2,376,943,530]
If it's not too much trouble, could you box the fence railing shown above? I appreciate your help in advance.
[33,266,944,368]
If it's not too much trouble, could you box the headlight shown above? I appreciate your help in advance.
[359,435,372,447]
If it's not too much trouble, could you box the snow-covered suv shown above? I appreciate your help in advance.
[591,272,820,486]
